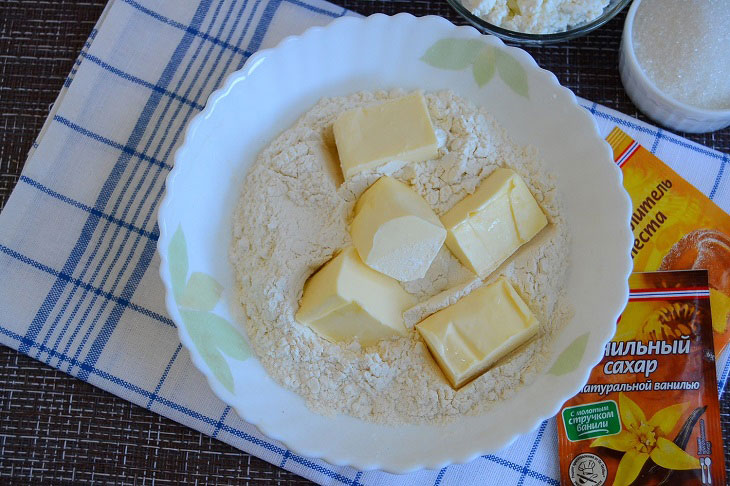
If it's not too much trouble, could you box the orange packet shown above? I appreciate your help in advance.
[606,127,730,356]
[557,271,726,486]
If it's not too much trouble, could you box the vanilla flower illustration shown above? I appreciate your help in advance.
[590,393,700,486]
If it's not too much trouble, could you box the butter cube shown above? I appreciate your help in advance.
[416,277,538,388]
[333,92,438,179]
[441,168,547,278]
[351,176,446,282]
[295,247,415,346]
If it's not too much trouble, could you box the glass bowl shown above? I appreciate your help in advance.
[446,0,631,44]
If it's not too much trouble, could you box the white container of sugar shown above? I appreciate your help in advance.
[620,0,730,133]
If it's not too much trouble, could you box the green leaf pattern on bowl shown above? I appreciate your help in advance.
[179,272,223,312]
[494,48,529,98]
[420,38,486,69]
[472,47,496,87]
[548,332,590,376]
[421,38,529,97]
[169,225,250,393]
[169,224,189,302]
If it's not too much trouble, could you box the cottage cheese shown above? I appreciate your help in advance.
[465,0,610,34]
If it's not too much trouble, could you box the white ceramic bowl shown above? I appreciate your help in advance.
[620,0,730,133]
[157,13,632,473]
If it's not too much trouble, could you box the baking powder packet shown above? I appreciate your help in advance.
[557,270,726,486]
[606,127,730,356]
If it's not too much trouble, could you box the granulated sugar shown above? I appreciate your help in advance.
[230,90,571,424]
[633,0,730,110]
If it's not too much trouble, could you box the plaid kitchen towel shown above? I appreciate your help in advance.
[0,1,727,485]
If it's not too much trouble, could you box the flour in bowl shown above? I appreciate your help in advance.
[230,89,571,424]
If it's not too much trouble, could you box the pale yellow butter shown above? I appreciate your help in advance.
[351,176,446,282]
[441,168,547,278]
[416,277,538,388]
[295,247,415,346]
[333,92,438,179]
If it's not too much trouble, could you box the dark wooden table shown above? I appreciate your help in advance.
[1,0,728,484]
